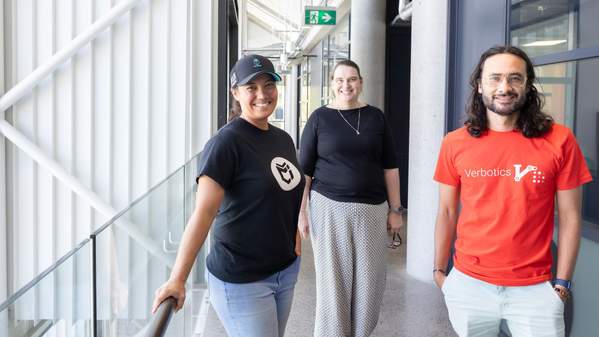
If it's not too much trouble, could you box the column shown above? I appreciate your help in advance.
[350,0,386,110]
[406,0,450,282]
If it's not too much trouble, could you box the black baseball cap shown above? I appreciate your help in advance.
[230,54,282,88]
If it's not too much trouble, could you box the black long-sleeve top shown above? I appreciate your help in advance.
[299,105,398,204]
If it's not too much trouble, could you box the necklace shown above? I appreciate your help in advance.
[336,108,361,135]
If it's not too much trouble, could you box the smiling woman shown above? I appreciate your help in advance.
[232,74,279,129]
[298,59,404,337]
[229,54,282,130]
[152,54,306,337]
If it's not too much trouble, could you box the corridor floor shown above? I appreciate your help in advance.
[201,224,456,337]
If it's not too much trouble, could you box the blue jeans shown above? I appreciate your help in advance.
[207,256,301,337]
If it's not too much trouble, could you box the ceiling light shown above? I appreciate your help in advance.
[522,40,567,47]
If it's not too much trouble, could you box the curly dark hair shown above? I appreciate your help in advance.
[465,45,553,138]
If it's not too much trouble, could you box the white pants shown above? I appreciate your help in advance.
[442,268,564,337]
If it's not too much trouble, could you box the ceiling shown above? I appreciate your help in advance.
[243,0,347,61]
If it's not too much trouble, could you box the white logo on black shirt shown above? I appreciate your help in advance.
[270,157,301,191]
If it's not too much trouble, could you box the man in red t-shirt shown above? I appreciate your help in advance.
[433,45,592,337]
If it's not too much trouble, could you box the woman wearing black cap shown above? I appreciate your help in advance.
[298,60,404,337]
[152,54,305,337]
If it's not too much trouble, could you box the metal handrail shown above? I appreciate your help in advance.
[144,297,177,337]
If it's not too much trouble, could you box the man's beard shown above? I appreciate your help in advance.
[482,91,526,116]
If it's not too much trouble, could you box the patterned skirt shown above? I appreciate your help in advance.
[309,191,388,337]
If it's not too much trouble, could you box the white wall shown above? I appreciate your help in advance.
[1,0,218,320]
[0,0,7,306]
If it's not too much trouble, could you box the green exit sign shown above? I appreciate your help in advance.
[304,6,336,25]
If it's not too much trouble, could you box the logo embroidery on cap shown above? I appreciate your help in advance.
[253,58,262,68]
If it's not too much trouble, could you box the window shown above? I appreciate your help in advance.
[510,0,599,58]
[511,0,599,237]
[535,58,599,228]
[268,82,286,130]
[321,16,350,106]
[298,60,311,138]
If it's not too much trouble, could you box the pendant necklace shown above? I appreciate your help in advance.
[336,108,361,135]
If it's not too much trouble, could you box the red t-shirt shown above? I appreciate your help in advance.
[434,124,592,286]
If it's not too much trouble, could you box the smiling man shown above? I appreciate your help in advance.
[432,46,593,337]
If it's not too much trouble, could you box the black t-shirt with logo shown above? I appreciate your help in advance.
[197,117,305,283]
[300,105,398,204]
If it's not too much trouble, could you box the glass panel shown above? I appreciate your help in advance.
[94,166,190,337]
[309,44,324,118]
[185,152,208,285]
[330,16,350,59]
[535,62,576,126]
[268,83,286,129]
[0,241,92,337]
[322,36,332,106]
[322,16,350,106]
[510,0,599,58]
[298,16,351,143]
[299,61,310,138]
[535,57,599,227]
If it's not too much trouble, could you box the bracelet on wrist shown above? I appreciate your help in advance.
[553,278,572,291]
[432,268,447,275]
[389,206,407,215]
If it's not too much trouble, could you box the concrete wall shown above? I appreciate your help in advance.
[570,236,599,336]
[350,0,386,110]
[405,0,449,281]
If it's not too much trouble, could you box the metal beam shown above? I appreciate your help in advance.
[247,13,290,49]
[0,0,145,113]
[0,120,174,268]
[247,0,300,32]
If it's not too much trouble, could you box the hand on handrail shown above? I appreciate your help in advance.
[145,296,177,337]
[152,280,186,314]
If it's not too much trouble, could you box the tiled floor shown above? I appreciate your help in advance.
[201,224,456,337]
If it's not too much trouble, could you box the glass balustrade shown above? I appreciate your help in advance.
[0,152,205,337]
[0,240,92,337]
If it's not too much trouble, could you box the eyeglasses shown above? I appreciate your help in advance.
[483,74,526,88]
[388,232,402,249]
